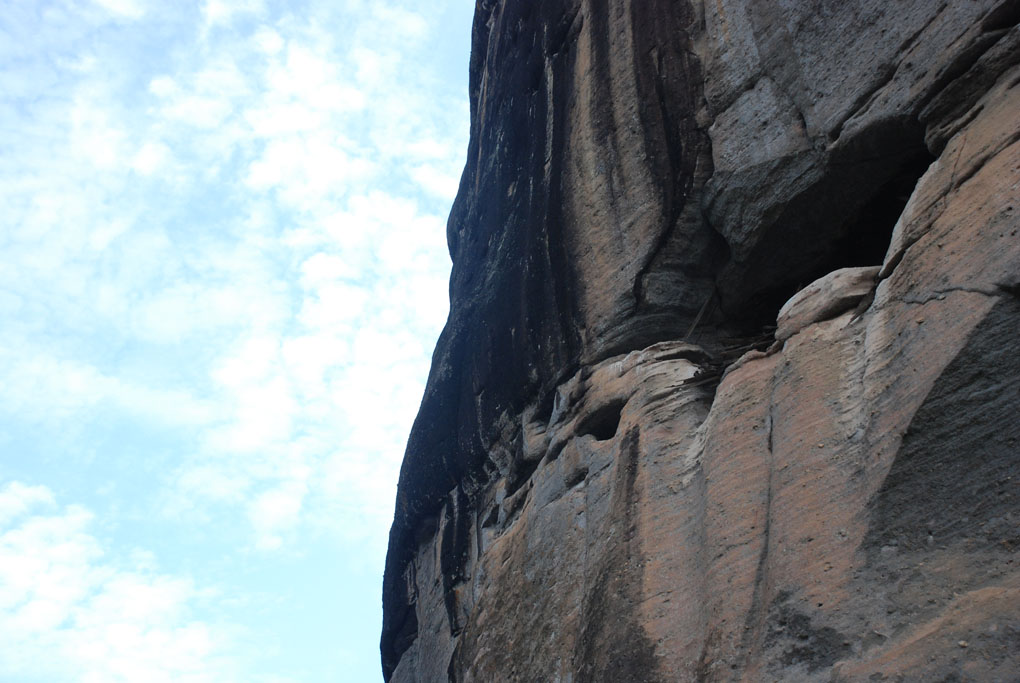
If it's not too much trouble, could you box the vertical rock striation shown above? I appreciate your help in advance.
[382,1,1020,680]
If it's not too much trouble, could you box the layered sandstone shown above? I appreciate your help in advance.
[382,1,1020,680]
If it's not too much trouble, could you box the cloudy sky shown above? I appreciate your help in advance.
[0,1,472,680]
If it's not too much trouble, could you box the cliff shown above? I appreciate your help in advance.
[382,1,1020,680]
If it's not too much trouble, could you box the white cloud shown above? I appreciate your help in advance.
[245,133,375,207]
[0,1,470,676]
[168,94,236,129]
[298,280,371,330]
[249,478,308,551]
[299,252,358,285]
[350,46,397,85]
[92,0,146,20]
[371,6,428,41]
[149,76,178,98]
[70,89,129,170]
[0,348,219,427]
[0,483,55,527]
[176,464,251,505]
[0,482,232,682]
[131,140,172,175]
[254,27,285,56]
[411,162,462,200]
[201,0,266,33]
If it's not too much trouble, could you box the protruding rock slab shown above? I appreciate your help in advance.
[775,266,880,341]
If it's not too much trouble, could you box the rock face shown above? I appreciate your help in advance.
[382,1,1020,680]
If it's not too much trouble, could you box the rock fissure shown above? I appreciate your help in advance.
[950,126,1020,191]
[737,373,778,673]
[883,285,1009,309]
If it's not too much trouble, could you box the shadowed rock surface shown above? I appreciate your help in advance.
[382,1,1020,680]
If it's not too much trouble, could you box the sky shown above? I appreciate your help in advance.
[0,1,473,680]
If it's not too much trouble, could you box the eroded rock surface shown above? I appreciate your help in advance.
[382,1,1020,680]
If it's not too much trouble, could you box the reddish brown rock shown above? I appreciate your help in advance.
[382,1,1020,680]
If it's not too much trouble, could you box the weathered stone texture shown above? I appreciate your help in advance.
[382,1,1020,680]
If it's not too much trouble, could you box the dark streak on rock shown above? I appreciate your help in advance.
[575,427,661,683]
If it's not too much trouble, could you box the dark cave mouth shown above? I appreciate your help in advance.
[732,144,936,335]
[578,399,626,441]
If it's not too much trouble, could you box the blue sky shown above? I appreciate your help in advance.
[0,1,472,680]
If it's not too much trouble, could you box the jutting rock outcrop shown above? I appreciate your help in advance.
[382,1,1020,680]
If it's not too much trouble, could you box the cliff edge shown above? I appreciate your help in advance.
[382,1,1020,680]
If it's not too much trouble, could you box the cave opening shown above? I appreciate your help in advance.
[578,399,626,441]
[737,146,936,336]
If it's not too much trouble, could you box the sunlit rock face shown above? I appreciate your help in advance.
[381,1,1020,680]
